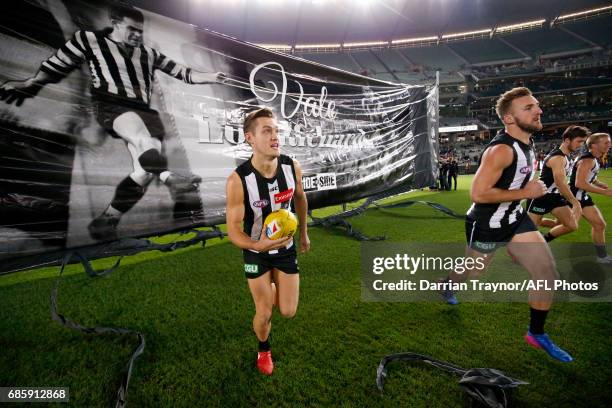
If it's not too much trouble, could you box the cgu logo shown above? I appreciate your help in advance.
[253,199,269,208]
[274,188,294,204]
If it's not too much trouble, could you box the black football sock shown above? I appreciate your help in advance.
[595,244,607,258]
[529,307,549,335]
[258,338,270,352]
[544,232,557,242]
[110,175,146,213]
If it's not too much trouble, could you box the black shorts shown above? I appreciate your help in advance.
[93,99,165,140]
[243,249,299,279]
[569,195,595,209]
[527,194,568,215]
[465,214,538,253]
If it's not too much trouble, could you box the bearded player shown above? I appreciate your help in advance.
[569,132,612,263]
[527,126,589,241]
[439,87,573,362]
[226,107,310,375]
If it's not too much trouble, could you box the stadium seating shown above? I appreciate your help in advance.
[300,52,360,73]
[502,28,591,58]
[449,38,523,64]
[563,15,612,47]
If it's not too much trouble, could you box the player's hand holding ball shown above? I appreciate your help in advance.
[264,209,298,240]
[253,209,296,252]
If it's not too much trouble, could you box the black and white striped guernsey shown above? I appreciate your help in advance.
[235,154,297,256]
[40,30,194,106]
[539,147,572,195]
[569,152,599,201]
[467,131,536,229]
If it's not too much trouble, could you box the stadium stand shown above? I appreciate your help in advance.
[300,52,360,72]
[449,38,525,64]
[562,14,612,47]
[502,28,593,58]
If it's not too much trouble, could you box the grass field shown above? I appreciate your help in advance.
[1,172,611,407]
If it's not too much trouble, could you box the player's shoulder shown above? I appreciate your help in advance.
[577,152,595,162]
[227,170,242,187]
[234,157,253,177]
[485,142,514,156]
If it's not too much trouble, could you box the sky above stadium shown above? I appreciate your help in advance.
[130,0,611,45]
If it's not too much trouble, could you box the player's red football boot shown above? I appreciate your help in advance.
[256,350,274,376]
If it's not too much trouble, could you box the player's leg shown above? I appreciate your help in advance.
[544,205,578,242]
[539,218,560,228]
[507,231,572,362]
[112,111,167,176]
[113,111,201,193]
[247,270,275,375]
[87,112,159,240]
[439,218,498,304]
[527,211,543,227]
[272,268,300,319]
[581,205,610,262]
[87,142,156,241]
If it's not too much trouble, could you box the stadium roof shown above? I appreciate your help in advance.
[131,0,611,46]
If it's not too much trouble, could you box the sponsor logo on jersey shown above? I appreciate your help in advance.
[274,188,294,204]
[253,199,269,208]
[520,166,532,175]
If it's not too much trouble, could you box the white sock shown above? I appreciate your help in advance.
[159,171,171,183]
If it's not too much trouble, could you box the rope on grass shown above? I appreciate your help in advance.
[51,251,144,408]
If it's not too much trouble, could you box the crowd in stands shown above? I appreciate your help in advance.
[476,104,612,129]
[470,47,612,80]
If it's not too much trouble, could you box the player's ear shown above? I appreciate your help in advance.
[245,131,253,146]
[502,112,515,126]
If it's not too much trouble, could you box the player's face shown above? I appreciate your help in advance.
[249,117,280,158]
[114,17,144,48]
[594,136,611,157]
[568,136,587,153]
[508,95,543,133]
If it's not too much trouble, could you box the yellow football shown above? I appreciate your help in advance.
[264,209,298,240]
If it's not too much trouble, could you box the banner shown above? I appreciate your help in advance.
[0,0,438,267]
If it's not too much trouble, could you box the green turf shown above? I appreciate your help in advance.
[1,173,611,407]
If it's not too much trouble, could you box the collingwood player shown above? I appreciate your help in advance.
[439,87,573,362]
[226,108,310,375]
[0,4,225,241]
[527,126,589,241]
[569,132,612,263]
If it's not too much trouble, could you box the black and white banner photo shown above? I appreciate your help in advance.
[0,0,438,264]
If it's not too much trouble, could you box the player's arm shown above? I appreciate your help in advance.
[549,156,580,206]
[1,31,85,105]
[190,70,226,84]
[470,144,546,204]
[0,70,54,105]
[575,159,612,196]
[226,172,291,252]
[292,159,310,253]
[593,178,608,189]
[153,50,225,84]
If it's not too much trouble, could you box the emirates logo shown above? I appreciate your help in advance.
[274,188,294,204]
